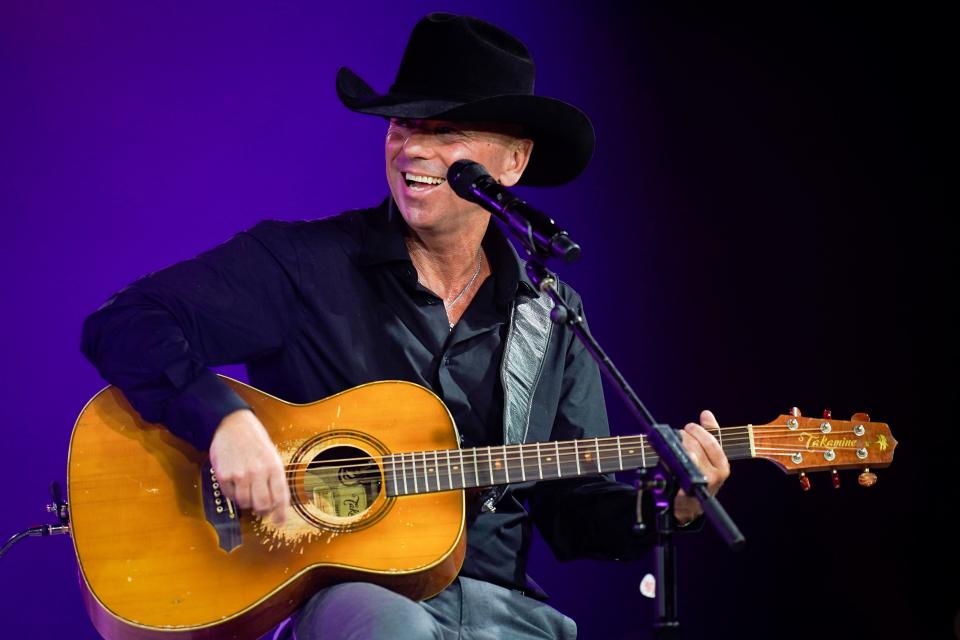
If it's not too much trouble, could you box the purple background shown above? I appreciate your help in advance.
[1,2,949,638]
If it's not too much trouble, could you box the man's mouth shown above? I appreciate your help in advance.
[403,172,447,191]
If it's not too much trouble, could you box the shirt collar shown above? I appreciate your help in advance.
[357,198,538,301]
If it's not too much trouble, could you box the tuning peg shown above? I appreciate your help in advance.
[799,472,811,491]
[851,412,871,422]
[789,407,802,418]
[858,468,878,488]
[831,469,840,489]
[822,408,832,419]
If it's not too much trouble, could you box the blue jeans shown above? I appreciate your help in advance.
[275,576,577,639]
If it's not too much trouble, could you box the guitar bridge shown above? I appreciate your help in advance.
[201,462,242,552]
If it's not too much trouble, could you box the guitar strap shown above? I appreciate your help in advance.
[483,289,554,512]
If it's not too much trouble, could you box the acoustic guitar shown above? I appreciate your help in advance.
[67,377,896,639]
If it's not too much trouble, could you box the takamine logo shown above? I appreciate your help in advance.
[799,433,857,449]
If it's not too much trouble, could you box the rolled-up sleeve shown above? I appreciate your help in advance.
[81,222,299,450]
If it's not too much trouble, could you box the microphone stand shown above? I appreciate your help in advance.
[509,223,745,637]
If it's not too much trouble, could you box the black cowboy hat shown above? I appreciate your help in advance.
[336,13,595,186]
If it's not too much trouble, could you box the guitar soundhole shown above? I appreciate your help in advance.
[303,446,382,521]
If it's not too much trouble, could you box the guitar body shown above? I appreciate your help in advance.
[68,378,466,640]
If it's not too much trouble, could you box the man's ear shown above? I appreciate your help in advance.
[498,138,534,187]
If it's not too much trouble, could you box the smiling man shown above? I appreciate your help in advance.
[81,13,729,639]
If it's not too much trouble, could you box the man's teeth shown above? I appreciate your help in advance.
[404,173,446,185]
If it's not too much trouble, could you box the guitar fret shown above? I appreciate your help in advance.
[574,440,581,475]
[434,450,441,490]
[391,454,399,495]
[487,446,495,485]
[520,445,526,481]
[616,436,623,471]
[445,450,452,490]
[410,453,417,494]
[536,442,543,479]
[504,446,510,483]
[458,450,466,489]
[422,451,430,493]
[473,448,480,488]
[641,436,646,468]
[555,441,561,477]
[595,437,601,473]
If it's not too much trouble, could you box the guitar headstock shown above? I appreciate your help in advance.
[751,409,897,490]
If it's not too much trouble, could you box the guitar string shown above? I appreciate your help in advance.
[279,445,878,490]
[277,428,875,474]
[279,437,878,477]
[275,426,868,468]
[287,457,876,494]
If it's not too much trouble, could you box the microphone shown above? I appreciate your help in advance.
[447,160,580,262]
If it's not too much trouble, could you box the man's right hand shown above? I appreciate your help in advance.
[209,409,290,525]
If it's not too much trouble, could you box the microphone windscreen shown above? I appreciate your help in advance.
[447,160,491,201]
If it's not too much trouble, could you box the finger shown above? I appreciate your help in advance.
[684,422,729,473]
[232,476,253,510]
[700,409,719,430]
[250,471,274,516]
[220,479,236,503]
[679,429,706,470]
[217,471,240,504]
[267,462,290,525]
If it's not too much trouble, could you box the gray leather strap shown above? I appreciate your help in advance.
[500,292,554,446]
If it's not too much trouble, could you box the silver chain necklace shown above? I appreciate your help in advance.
[445,249,482,328]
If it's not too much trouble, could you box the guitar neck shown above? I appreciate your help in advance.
[384,427,753,497]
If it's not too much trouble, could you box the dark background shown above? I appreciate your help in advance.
[0,2,949,638]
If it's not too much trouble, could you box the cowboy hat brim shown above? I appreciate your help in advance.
[336,66,595,187]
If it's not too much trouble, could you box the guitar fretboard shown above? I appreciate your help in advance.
[383,429,753,497]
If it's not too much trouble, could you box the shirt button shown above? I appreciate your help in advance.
[444,356,451,365]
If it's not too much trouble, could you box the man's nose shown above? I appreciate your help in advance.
[400,131,436,157]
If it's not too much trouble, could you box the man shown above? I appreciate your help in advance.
[81,13,729,639]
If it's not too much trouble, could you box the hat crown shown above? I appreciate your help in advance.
[389,13,536,102]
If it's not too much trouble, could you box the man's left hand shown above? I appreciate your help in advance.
[673,410,730,525]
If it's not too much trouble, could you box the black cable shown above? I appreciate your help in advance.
[0,525,68,560]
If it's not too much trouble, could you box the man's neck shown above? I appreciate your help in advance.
[403,216,493,312]
[404,218,487,283]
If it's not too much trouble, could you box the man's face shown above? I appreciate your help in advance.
[384,118,532,234]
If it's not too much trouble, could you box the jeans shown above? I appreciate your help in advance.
[277,576,577,639]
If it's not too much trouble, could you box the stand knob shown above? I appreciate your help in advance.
[799,472,811,492]
[831,469,840,489]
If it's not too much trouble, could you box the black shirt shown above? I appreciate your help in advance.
[81,198,653,597]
